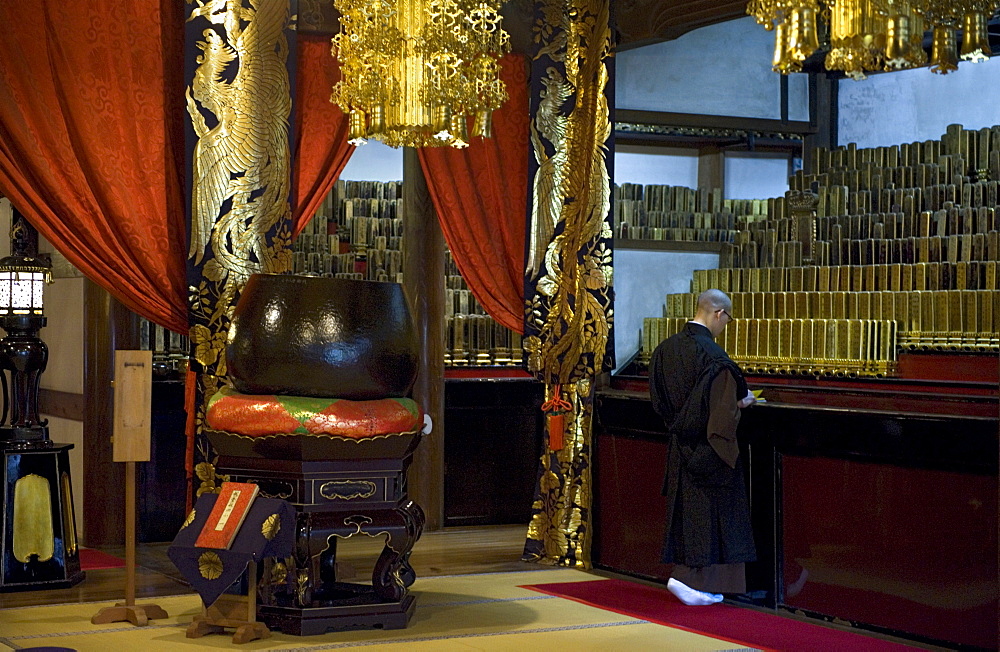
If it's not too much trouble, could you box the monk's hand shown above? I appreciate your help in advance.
[738,390,755,408]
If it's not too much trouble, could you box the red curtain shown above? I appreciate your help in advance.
[0,1,188,333]
[418,54,529,334]
[292,34,354,238]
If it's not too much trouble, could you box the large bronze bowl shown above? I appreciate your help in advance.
[227,274,418,400]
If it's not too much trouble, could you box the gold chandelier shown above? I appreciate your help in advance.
[747,0,998,79]
[331,0,509,148]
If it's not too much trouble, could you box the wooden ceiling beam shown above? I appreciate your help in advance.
[615,0,749,50]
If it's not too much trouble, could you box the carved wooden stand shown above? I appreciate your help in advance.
[215,437,425,636]
[186,561,270,644]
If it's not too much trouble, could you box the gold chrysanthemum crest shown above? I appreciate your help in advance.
[262,513,280,540]
[198,551,223,580]
[181,509,196,529]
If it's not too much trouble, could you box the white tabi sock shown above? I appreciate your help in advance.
[667,577,724,606]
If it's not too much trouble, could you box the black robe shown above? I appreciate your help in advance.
[649,322,756,569]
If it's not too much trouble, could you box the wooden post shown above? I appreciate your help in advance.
[698,146,726,200]
[125,461,136,606]
[91,350,167,626]
[82,283,137,546]
[804,71,837,174]
[402,147,445,530]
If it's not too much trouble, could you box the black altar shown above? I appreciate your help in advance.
[593,354,999,650]
[0,441,84,592]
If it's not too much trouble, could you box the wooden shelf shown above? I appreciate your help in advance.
[615,239,724,253]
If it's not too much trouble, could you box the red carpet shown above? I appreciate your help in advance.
[79,548,126,571]
[520,579,923,651]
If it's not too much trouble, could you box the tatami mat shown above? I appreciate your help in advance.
[0,569,758,651]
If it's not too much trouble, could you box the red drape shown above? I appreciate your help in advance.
[292,34,354,238]
[418,54,529,334]
[0,1,188,333]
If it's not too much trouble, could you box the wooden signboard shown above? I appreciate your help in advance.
[112,350,152,463]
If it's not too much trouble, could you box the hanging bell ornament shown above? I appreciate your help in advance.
[368,105,386,136]
[449,114,469,149]
[471,109,493,139]
[788,6,820,63]
[959,12,991,63]
[347,109,368,146]
[885,14,911,69]
[772,20,802,74]
[432,106,453,141]
[930,26,959,74]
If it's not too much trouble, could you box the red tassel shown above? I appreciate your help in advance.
[548,412,565,451]
[541,384,573,452]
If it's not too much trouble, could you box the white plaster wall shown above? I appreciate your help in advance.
[725,152,791,200]
[787,72,810,122]
[340,140,403,181]
[616,17,810,121]
[39,276,85,395]
[839,57,1000,148]
[613,249,718,370]
[614,145,699,187]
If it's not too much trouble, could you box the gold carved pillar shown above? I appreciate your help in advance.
[521,0,615,568]
[184,0,295,494]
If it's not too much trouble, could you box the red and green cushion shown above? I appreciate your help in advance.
[206,386,422,439]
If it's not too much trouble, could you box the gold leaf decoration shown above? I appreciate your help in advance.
[186,0,294,495]
[181,509,196,529]
[269,561,287,585]
[198,551,224,580]
[262,513,280,540]
[522,0,612,570]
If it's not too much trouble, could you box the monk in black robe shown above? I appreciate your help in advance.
[649,289,757,605]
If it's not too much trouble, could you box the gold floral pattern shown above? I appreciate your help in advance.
[194,461,228,498]
[262,513,281,540]
[198,551,224,580]
[522,0,613,569]
[524,0,614,384]
[181,508,196,530]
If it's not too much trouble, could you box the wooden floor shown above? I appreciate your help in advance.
[0,525,544,609]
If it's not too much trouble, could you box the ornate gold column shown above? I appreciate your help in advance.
[184,0,295,492]
[522,0,615,568]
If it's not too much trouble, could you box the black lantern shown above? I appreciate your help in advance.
[0,208,82,593]
[0,211,51,444]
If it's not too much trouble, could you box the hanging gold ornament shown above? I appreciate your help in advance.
[882,1,928,70]
[929,24,960,73]
[789,6,822,61]
[960,12,992,61]
[749,0,998,77]
[331,0,510,148]
[773,20,801,72]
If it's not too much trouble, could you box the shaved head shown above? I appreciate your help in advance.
[692,288,733,337]
[696,289,732,314]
